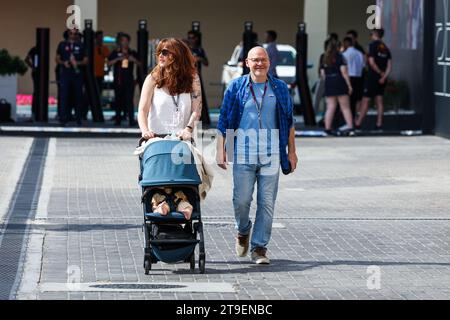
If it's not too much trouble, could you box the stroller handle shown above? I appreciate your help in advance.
[138,134,194,147]
[138,134,180,147]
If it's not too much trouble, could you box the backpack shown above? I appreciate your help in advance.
[0,99,13,122]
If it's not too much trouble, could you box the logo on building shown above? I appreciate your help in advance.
[66,5,81,30]
[367,5,382,30]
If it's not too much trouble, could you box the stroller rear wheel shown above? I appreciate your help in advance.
[144,259,151,275]
[199,253,206,274]
[189,252,195,270]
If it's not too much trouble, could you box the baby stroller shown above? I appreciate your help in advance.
[138,137,206,274]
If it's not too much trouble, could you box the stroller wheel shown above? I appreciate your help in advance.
[144,259,151,275]
[199,254,206,274]
[189,253,195,270]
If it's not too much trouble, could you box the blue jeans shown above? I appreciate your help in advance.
[232,155,280,252]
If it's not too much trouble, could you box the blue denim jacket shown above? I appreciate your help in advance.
[217,74,294,174]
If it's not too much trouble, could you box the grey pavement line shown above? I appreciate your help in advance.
[23,221,287,229]
[0,138,48,300]
[35,138,56,220]
[16,139,54,300]
[0,138,33,223]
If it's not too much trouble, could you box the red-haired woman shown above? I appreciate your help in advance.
[137,38,202,141]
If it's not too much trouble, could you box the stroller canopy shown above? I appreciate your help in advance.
[140,140,202,187]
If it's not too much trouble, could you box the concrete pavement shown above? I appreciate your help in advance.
[0,135,449,299]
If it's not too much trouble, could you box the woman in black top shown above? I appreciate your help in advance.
[320,40,354,135]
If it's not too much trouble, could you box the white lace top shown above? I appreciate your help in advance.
[148,87,192,134]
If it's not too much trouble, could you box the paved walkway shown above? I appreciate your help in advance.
[0,135,449,300]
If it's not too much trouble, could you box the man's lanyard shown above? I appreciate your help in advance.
[249,80,268,120]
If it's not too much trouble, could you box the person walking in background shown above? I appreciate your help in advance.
[320,40,354,136]
[342,36,365,120]
[355,28,392,131]
[216,46,298,265]
[55,27,88,126]
[108,32,141,126]
[94,30,110,105]
[264,30,279,77]
[187,30,211,125]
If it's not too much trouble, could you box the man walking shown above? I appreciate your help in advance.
[216,47,298,264]
[355,28,392,130]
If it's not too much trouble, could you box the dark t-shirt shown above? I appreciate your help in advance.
[321,53,346,76]
[368,40,391,74]
[191,47,207,73]
[108,48,138,85]
[57,41,85,62]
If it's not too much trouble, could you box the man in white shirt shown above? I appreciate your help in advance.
[342,36,365,120]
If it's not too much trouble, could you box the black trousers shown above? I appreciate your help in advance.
[114,82,135,124]
[59,70,83,124]
[350,76,364,119]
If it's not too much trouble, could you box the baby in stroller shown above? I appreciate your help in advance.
[151,187,194,220]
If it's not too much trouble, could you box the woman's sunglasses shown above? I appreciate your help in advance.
[157,49,171,57]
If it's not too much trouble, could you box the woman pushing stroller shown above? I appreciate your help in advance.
[137,37,202,144]
[136,38,208,273]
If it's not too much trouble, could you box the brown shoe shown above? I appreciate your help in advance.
[251,247,270,264]
[235,233,250,257]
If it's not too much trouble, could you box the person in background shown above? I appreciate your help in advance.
[320,40,354,136]
[25,46,38,121]
[94,30,110,105]
[187,30,211,125]
[342,36,365,121]
[238,32,259,63]
[328,32,341,50]
[355,28,392,131]
[346,30,366,55]
[108,32,141,126]
[55,27,88,126]
[55,30,69,121]
[264,30,279,77]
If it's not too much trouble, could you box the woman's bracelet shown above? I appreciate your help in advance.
[186,125,193,132]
